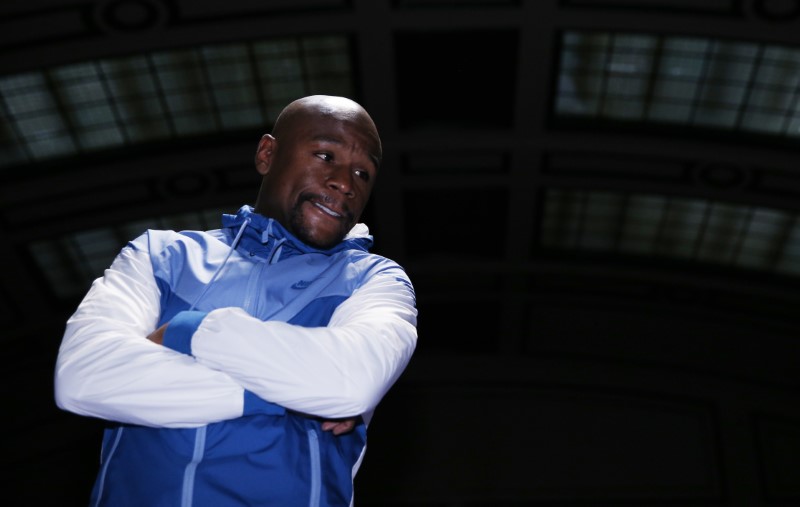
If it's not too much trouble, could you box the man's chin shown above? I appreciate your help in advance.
[289,202,350,249]
[302,235,343,250]
[292,224,346,250]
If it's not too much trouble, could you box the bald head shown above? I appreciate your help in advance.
[252,95,383,249]
[272,95,382,165]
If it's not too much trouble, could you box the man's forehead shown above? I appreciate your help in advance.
[275,98,382,162]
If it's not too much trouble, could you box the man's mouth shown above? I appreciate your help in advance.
[300,192,354,224]
[313,201,342,218]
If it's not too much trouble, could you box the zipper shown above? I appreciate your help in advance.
[181,426,207,507]
[307,429,321,507]
[268,238,286,264]
[242,261,265,313]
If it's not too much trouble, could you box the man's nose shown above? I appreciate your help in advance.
[326,164,355,197]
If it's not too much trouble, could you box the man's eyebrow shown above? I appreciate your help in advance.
[311,135,380,169]
[311,135,343,145]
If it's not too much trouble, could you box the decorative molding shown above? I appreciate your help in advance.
[559,0,738,16]
[750,0,800,21]
[92,0,172,34]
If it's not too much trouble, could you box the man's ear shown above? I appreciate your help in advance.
[255,134,276,175]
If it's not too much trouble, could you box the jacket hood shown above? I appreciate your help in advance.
[222,205,374,257]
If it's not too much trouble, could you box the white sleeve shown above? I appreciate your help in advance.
[54,235,248,428]
[189,267,418,419]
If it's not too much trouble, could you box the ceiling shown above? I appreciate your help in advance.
[2,1,800,505]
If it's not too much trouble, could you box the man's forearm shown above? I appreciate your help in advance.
[54,236,255,428]
[171,269,417,419]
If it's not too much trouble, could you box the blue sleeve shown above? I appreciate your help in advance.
[163,311,286,417]
[243,390,286,416]
[162,310,207,355]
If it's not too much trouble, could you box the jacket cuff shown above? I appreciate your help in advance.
[243,390,286,416]
[162,310,207,355]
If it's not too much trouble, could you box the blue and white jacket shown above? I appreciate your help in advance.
[55,205,418,506]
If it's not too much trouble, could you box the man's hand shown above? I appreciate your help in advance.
[147,323,168,345]
[321,418,357,436]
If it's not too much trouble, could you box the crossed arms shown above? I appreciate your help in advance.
[54,234,417,429]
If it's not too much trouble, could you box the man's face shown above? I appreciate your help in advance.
[255,113,381,249]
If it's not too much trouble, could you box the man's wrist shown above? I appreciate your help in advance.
[162,310,207,355]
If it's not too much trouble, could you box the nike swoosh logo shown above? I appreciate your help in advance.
[291,280,313,289]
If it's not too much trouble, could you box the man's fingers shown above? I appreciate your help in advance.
[321,418,357,435]
[333,419,355,435]
[146,323,168,345]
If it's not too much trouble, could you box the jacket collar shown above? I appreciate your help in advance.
[222,205,373,258]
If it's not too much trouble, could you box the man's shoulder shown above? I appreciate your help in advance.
[336,249,409,281]
[138,228,226,255]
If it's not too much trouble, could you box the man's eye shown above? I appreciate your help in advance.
[355,169,370,182]
[316,153,332,162]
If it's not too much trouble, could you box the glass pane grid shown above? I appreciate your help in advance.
[541,188,800,278]
[0,35,354,170]
[556,30,800,137]
[30,207,232,300]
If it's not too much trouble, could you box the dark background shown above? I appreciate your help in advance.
[2,1,799,505]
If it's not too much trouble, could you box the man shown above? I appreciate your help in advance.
[54,95,418,506]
